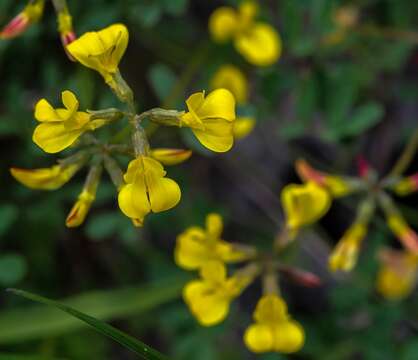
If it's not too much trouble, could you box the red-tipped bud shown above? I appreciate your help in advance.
[356,155,370,178]
[279,266,322,288]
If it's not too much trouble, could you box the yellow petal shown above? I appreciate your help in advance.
[32,122,84,153]
[150,148,192,166]
[34,99,60,122]
[10,164,79,190]
[67,23,128,81]
[117,183,150,225]
[235,23,282,66]
[174,227,210,270]
[281,182,331,230]
[198,88,236,121]
[199,260,227,284]
[208,7,239,43]
[206,213,223,239]
[183,281,230,326]
[244,324,274,353]
[273,321,305,353]
[254,295,288,324]
[61,90,79,116]
[233,117,255,139]
[210,65,248,104]
[143,157,181,213]
[192,118,234,152]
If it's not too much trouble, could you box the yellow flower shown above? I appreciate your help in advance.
[210,65,248,104]
[57,6,76,57]
[150,148,192,166]
[233,116,256,140]
[118,156,181,226]
[244,295,305,353]
[175,213,248,270]
[66,190,95,227]
[0,0,45,39]
[10,163,81,190]
[387,214,418,253]
[183,260,252,326]
[66,24,128,85]
[181,89,236,152]
[208,1,282,66]
[329,223,367,272]
[376,250,418,300]
[295,159,353,198]
[392,173,418,196]
[33,90,106,153]
[281,182,331,233]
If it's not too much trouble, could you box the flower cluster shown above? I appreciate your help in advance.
[175,212,324,354]
[209,1,282,67]
[294,158,418,272]
[10,23,240,228]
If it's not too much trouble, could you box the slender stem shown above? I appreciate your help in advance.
[388,128,418,177]
[356,24,418,44]
[51,0,68,12]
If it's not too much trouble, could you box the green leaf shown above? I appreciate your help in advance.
[162,0,188,16]
[8,289,169,360]
[0,254,27,286]
[0,354,63,360]
[338,102,384,137]
[148,63,178,103]
[0,276,186,344]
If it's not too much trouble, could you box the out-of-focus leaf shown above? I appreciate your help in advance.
[0,354,63,360]
[0,204,18,237]
[8,289,169,360]
[0,276,186,344]
[148,63,177,102]
[131,3,162,28]
[337,102,384,137]
[162,0,188,16]
[0,254,27,286]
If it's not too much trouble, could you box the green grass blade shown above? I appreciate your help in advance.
[8,289,169,360]
[0,275,187,344]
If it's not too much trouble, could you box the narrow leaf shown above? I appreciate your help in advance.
[8,289,169,360]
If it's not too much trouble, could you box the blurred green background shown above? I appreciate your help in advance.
[0,0,418,359]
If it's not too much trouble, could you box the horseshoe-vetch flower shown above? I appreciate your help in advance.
[181,89,236,152]
[33,90,106,153]
[175,213,249,270]
[209,1,281,66]
[281,182,331,235]
[66,24,129,97]
[118,156,181,226]
[244,294,305,353]
[184,260,257,326]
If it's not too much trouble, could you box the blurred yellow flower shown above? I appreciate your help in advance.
[392,173,418,196]
[66,24,128,85]
[233,116,255,140]
[181,89,236,152]
[183,260,253,326]
[118,156,181,226]
[376,250,418,300]
[209,1,281,66]
[10,163,81,190]
[0,0,45,39]
[150,148,192,166]
[281,182,331,233]
[329,223,367,272]
[32,90,106,153]
[211,65,248,104]
[244,295,305,353]
[175,213,248,270]
[387,214,418,253]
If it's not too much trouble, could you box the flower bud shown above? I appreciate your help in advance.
[150,148,192,166]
